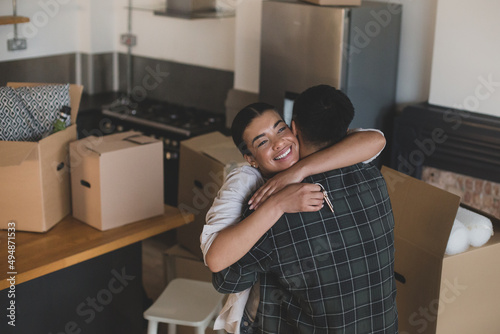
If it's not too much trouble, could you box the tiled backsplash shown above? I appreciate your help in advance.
[0,54,76,86]
[0,53,233,114]
[119,54,233,113]
[81,53,115,95]
[422,166,500,219]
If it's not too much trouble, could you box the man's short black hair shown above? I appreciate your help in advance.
[293,85,354,148]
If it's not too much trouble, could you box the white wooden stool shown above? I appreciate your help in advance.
[144,278,225,334]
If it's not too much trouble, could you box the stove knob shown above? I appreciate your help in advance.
[164,138,171,146]
[172,152,178,159]
[165,152,172,160]
[117,125,124,132]
[172,140,178,147]
[103,121,112,130]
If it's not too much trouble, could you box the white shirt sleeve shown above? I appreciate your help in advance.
[200,166,264,266]
[348,128,386,163]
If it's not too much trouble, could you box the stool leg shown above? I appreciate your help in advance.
[215,302,225,334]
[195,326,205,334]
[168,323,176,334]
[147,320,158,334]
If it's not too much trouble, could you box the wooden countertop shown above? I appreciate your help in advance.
[0,205,193,290]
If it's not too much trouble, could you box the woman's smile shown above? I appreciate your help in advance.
[242,110,299,177]
[274,146,292,160]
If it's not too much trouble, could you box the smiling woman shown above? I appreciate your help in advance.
[237,103,299,177]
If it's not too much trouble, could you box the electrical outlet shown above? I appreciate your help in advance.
[8,38,27,51]
[120,33,137,47]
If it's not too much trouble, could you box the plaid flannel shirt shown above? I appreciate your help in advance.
[213,163,398,334]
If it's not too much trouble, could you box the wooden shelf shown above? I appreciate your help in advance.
[0,15,30,25]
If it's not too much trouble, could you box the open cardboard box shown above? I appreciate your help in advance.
[381,167,500,334]
[0,83,83,232]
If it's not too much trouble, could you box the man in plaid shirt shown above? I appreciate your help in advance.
[213,85,398,333]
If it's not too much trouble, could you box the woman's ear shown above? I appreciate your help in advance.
[244,154,258,169]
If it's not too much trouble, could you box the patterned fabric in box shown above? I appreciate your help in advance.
[0,84,71,142]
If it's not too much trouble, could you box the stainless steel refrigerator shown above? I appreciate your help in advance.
[259,0,402,130]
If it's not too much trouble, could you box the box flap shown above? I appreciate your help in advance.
[124,134,157,145]
[78,131,157,155]
[99,131,143,143]
[381,166,461,258]
[202,140,247,166]
[87,140,135,154]
[0,141,37,167]
[7,82,83,124]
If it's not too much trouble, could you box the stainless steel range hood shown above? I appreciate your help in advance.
[154,0,234,19]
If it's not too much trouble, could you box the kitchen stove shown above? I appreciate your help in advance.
[102,100,223,137]
[101,99,225,206]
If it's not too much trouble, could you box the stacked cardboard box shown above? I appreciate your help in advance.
[177,131,247,259]
[69,131,164,231]
[163,244,212,284]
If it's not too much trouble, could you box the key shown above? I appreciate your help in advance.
[315,183,334,213]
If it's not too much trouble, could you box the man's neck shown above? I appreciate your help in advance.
[299,143,325,159]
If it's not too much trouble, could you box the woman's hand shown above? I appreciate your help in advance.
[249,167,306,210]
[266,183,324,213]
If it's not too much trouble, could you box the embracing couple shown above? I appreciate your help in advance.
[200,85,398,334]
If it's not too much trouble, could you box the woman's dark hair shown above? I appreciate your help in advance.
[293,85,354,148]
[231,102,278,155]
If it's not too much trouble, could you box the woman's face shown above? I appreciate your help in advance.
[243,110,299,177]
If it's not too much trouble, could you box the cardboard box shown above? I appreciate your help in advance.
[163,244,212,284]
[301,0,361,6]
[381,167,500,334]
[177,131,247,259]
[0,83,83,232]
[70,131,164,231]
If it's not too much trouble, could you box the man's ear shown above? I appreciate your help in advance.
[291,120,298,136]
[244,154,258,168]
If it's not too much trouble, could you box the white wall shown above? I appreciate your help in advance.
[429,0,500,117]
[0,0,80,61]
[233,0,262,93]
[114,0,235,71]
[374,0,438,109]
[0,0,235,72]
[77,0,117,54]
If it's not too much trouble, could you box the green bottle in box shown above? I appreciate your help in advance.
[52,105,71,133]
